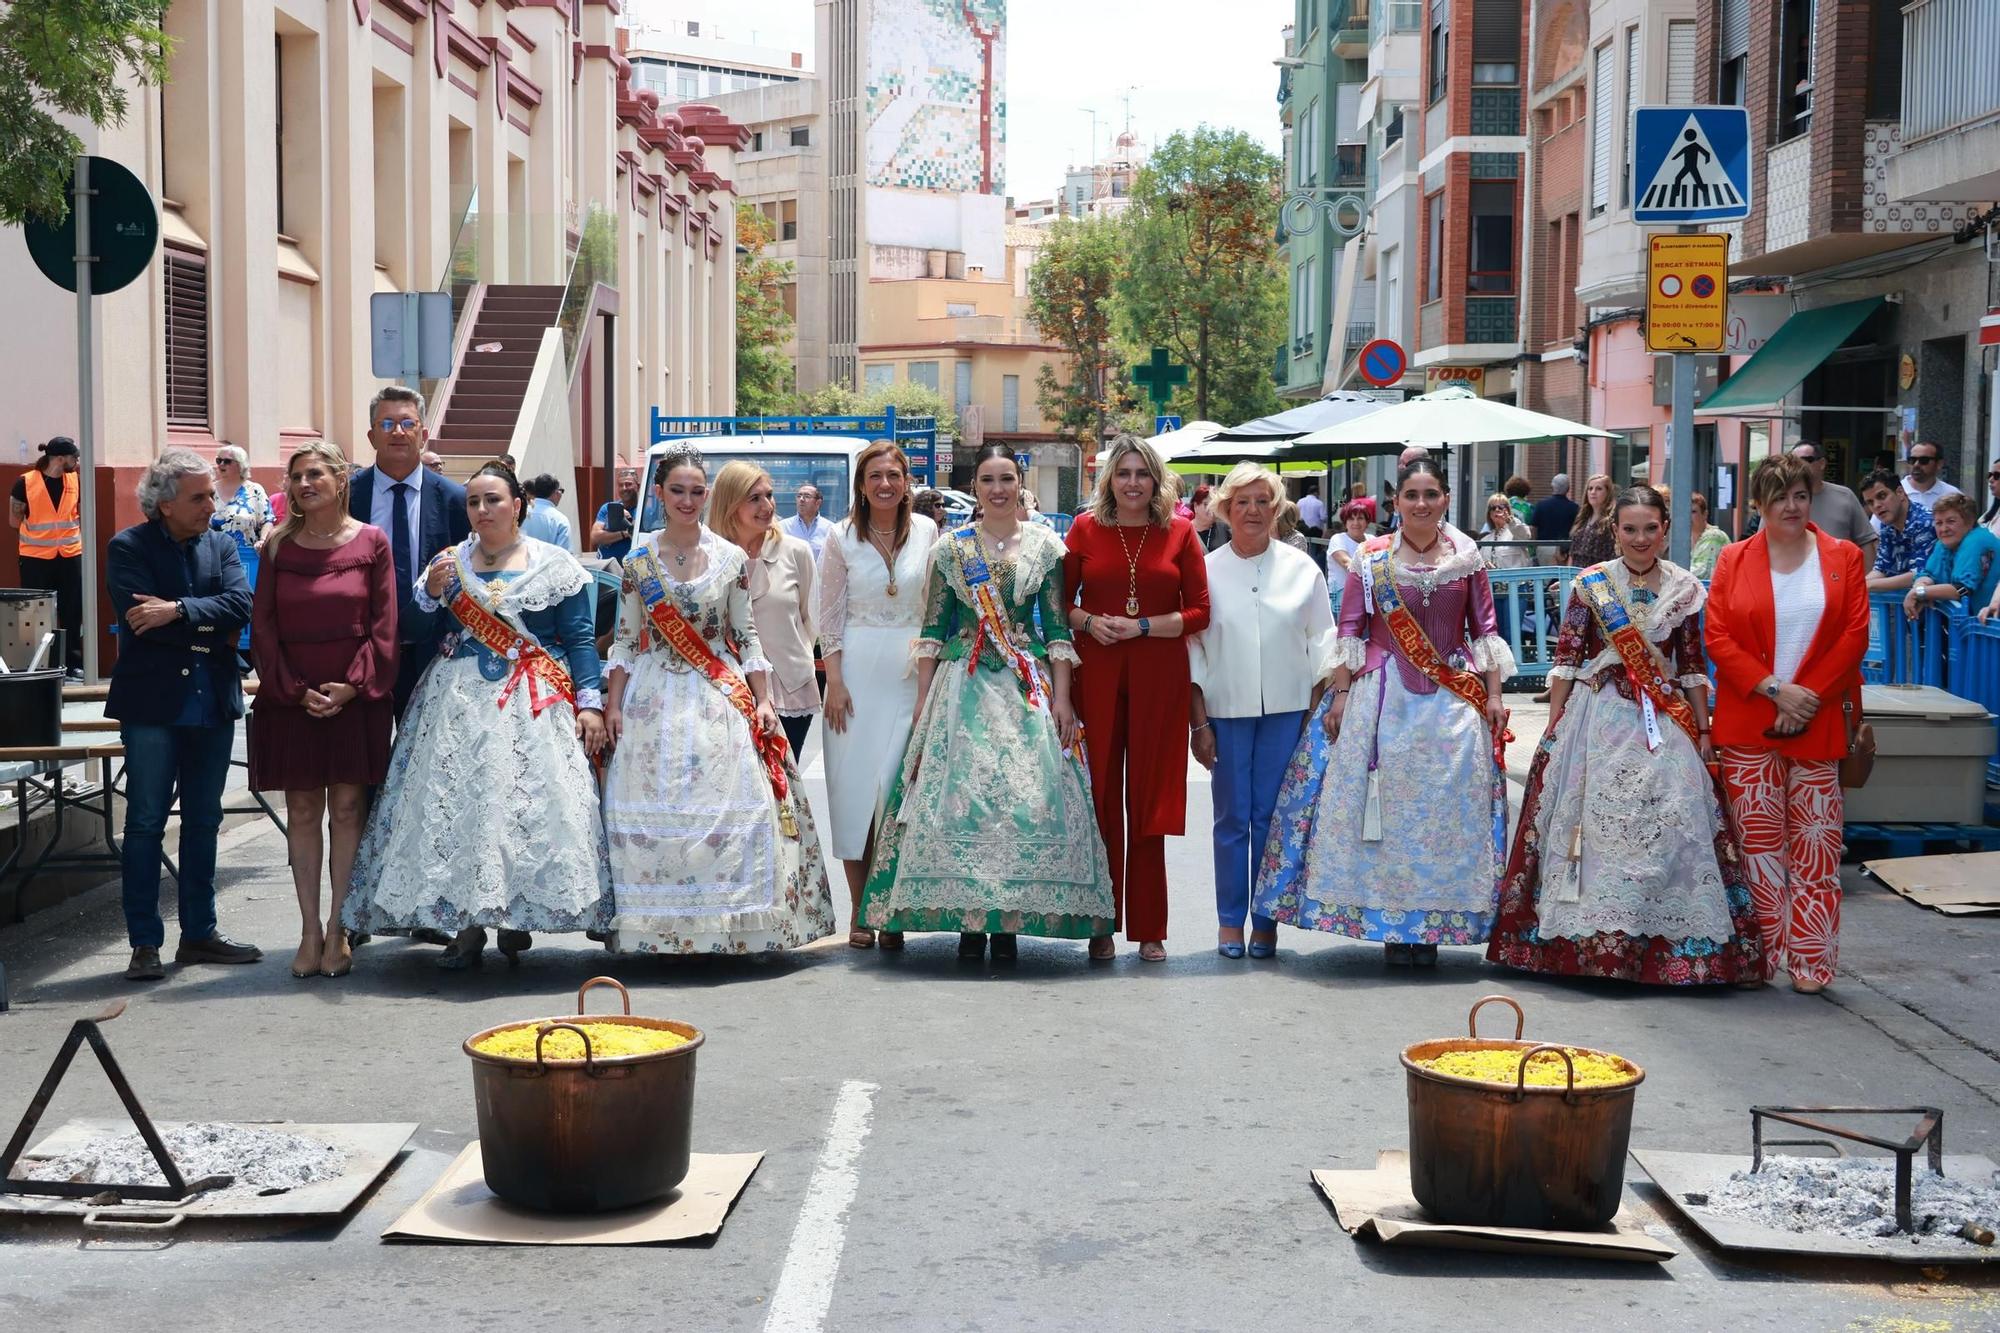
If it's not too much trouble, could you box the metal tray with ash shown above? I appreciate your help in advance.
[0,1001,413,1235]
[1634,1106,2000,1264]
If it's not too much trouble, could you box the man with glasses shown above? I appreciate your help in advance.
[1901,441,1961,510]
[1787,441,1877,568]
[348,386,470,720]
[1861,468,1935,591]
[520,473,573,549]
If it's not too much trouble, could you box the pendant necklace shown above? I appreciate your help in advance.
[1399,529,1445,607]
[1113,521,1149,616]
[868,522,900,596]
[474,537,523,568]
[663,531,700,571]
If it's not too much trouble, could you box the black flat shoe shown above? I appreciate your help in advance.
[990,933,1018,962]
[1411,944,1439,967]
[497,929,533,964]
[1384,943,1414,966]
[957,932,987,959]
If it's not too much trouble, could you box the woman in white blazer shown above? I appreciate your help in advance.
[711,461,821,758]
[1188,463,1337,960]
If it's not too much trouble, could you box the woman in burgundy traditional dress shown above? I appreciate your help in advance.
[250,441,398,979]
[1486,486,1762,985]
[1063,436,1210,960]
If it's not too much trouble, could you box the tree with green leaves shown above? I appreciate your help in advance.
[0,0,171,226]
[1118,126,1285,428]
[1024,216,1129,447]
[790,379,958,439]
[735,202,796,416]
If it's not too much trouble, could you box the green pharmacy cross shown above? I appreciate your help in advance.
[1132,347,1188,409]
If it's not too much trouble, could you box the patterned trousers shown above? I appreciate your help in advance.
[1719,748,1844,986]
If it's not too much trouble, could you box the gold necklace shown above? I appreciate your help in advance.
[867,524,901,596]
[1112,522,1149,616]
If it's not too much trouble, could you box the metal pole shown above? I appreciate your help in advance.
[73,155,99,683]
[1668,222,1698,567]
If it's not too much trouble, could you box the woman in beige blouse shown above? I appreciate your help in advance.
[710,461,821,757]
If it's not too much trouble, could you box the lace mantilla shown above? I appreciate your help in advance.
[413,536,590,615]
[1358,525,1485,613]
[1558,561,1707,688]
[937,522,1064,604]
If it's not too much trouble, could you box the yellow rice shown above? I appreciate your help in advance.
[472,1021,690,1062]
[1415,1046,1632,1088]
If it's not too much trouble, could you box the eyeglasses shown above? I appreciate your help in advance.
[1987,471,2000,481]
[1792,453,1820,463]
[1910,453,1940,464]
[375,417,422,434]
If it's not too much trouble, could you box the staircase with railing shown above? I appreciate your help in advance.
[427,285,567,466]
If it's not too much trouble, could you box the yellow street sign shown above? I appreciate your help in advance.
[1645,233,1728,353]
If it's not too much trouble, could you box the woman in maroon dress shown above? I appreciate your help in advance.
[250,441,398,979]
[1062,436,1210,961]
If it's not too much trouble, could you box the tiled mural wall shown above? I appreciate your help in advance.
[865,0,1006,193]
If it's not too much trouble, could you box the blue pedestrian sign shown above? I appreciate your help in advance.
[1154,414,1183,434]
[1630,106,1752,225]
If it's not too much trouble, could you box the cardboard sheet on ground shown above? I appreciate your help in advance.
[1634,1149,2000,1265]
[383,1143,762,1245]
[0,1120,416,1221]
[1311,1150,1674,1262]
[1865,852,2000,916]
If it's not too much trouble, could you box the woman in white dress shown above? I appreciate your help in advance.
[818,439,938,950]
[602,446,835,955]
[343,464,611,970]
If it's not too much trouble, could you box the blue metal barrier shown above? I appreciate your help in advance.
[1488,566,1576,682]
[1862,591,1950,686]
[1945,610,2000,786]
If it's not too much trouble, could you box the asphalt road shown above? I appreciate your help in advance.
[2,732,1998,1332]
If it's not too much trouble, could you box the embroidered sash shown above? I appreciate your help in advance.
[630,550,798,838]
[448,555,575,718]
[1574,565,1701,752]
[950,527,1089,770]
[1364,541,1509,772]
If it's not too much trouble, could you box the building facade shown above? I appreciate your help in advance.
[0,0,742,639]
[625,1,808,105]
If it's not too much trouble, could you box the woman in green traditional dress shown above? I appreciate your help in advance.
[860,443,1115,961]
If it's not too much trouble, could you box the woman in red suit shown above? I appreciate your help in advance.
[250,441,399,979]
[1704,454,1870,993]
[1063,436,1210,961]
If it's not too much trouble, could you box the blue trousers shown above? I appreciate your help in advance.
[1212,711,1305,930]
[119,722,235,949]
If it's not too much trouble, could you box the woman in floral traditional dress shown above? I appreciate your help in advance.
[819,440,939,950]
[1486,486,1763,984]
[861,443,1115,961]
[602,446,835,955]
[1251,458,1513,965]
[343,464,611,969]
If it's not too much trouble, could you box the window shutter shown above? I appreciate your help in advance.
[1620,28,1640,206]
[164,247,210,430]
[1719,0,1748,61]
[1472,0,1520,63]
[1666,21,1697,105]
[1590,43,1613,213]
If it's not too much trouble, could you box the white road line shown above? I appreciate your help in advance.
[763,1079,879,1333]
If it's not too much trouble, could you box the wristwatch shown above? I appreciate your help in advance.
[1760,680,1781,700]
[1138,617,1152,638]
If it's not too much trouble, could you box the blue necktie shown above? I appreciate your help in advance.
[390,481,413,630]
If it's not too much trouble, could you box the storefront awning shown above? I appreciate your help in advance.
[1701,296,1886,414]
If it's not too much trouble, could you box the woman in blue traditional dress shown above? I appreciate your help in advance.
[343,463,611,969]
[1252,457,1513,965]
[1486,485,1763,984]
[860,443,1115,961]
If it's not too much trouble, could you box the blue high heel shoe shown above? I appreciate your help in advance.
[1217,935,1246,959]
[1247,936,1277,959]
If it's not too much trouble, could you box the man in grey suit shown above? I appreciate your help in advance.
[347,386,470,720]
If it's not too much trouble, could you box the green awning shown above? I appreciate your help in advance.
[1701,296,1886,413]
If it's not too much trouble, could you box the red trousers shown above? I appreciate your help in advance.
[1077,668,1172,943]
[1720,748,1844,986]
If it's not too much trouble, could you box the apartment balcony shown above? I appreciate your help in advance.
[1759,121,1978,273]
[1334,142,1370,188]
[1334,2,1371,59]
[1888,0,2000,202]
[907,313,1047,346]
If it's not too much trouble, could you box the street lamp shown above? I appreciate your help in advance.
[1272,55,1323,68]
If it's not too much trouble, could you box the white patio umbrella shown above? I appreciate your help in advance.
[1287,385,1619,450]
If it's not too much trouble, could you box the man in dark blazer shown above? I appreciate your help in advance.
[348,385,470,719]
[106,448,261,981]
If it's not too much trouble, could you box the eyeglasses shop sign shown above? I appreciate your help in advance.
[1724,294,1790,355]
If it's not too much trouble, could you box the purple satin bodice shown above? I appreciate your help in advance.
[1335,563,1499,695]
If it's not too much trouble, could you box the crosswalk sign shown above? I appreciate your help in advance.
[1630,106,1752,225]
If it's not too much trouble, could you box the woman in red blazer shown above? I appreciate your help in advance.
[1704,455,1870,993]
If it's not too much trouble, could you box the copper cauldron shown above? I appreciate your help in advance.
[1401,995,1644,1230]
[464,977,703,1214]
